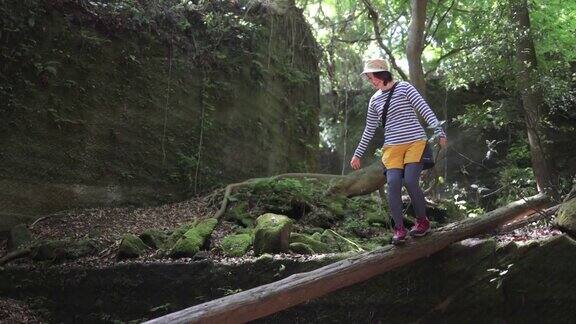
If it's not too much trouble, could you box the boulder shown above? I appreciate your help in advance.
[139,229,168,249]
[169,218,218,258]
[253,213,293,255]
[555,197,576,237]
[117,234,149,259]
[289,242,315,255]
[289,232,332,253]
[221,233,253,257]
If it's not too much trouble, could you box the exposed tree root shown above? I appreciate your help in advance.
[209,173,344,221]
[0,248,31,266]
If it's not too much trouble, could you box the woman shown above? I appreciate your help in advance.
[350,58,447,244]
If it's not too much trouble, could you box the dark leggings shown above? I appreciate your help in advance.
[386,163,426,229]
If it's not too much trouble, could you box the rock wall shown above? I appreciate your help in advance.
[0,0,320,219]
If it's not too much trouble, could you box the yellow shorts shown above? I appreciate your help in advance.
[382,140,427,169]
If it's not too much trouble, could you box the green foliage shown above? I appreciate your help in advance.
[453,100,510,130]
[341,217,371,237]
[495,165,538,206]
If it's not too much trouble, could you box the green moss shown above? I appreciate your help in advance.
[437,199,466,222]
[165,222,196,249]
[320,229,363,253]
[139,229,168,249]
[555,197,576,236]
[289,232,332,253]
[118,234,149,259]
[253,213,293,255]
[323,197,346,218]
[169,218,218,258]
[226,202,253,227]
[342,217,371,237]
[221,233,253,257]
[170,237,201,258]
[68,239,101,259]
[255,253,274,263]
[289,242,315,254]
[366,212,386,226]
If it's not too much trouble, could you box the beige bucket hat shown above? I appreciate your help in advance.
[360,58,389,76]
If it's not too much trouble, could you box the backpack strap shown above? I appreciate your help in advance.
[381,81,398,130]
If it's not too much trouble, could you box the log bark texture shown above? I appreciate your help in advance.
[144,193,549,324]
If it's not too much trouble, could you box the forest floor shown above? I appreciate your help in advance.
[0,297,44,324]
[0,193,562,269]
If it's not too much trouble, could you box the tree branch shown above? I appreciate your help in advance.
[424,0,443,41]
[424,43,485,77]
[424,0,456,48]
[361,0,409,80]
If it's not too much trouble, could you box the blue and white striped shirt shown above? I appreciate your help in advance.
[353,81,445,158]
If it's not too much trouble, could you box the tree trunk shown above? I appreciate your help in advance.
[406,0,428,97]
[144,193,549,324]
[510,0,557,194]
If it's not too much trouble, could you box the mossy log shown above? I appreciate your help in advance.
[144,193,549,324]
[326,160,386,197]
[211,162,384,221]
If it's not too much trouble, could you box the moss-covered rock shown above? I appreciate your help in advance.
[165,222,196,249]
[169,218,218,258]
[289,232,332,253]
[32,239,100,261]
[226,202,254,227]
[139,229,168,249]
[366,211,386,226]
[555,197,576,237]
[289,242,315,254]
[118,234,149,259]
[320,229,363,253]
[221,233,253,257]
[253,213,293,255]
[8,224,33,251]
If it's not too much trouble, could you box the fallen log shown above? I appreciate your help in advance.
[497,204,559,234]
[145,193,549,324]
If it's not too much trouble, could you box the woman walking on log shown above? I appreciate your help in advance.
[350,58,447,245]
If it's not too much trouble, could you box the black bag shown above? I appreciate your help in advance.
[381,82,435,172]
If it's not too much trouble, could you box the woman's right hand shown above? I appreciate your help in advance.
[350,156,361,170]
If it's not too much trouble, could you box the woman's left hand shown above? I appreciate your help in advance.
[439,137,447,149]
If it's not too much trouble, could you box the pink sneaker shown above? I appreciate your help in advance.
[409,217,430,237]
[392,226,407,245]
